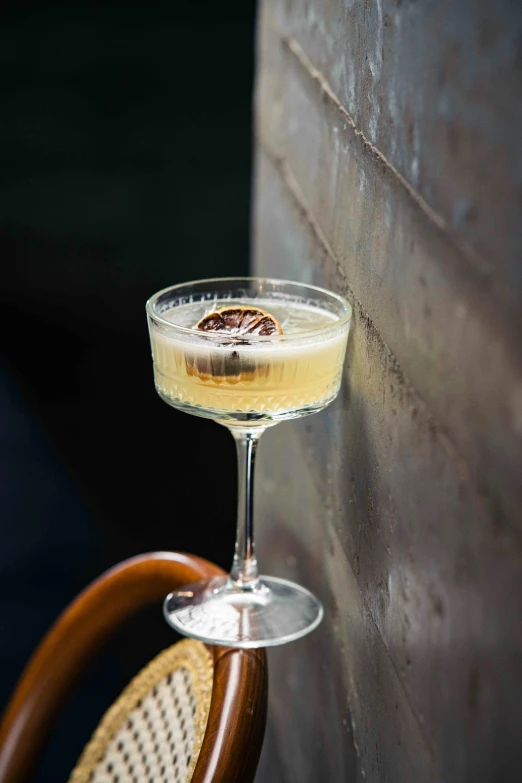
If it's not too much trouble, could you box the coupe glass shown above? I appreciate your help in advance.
[146,278,351,647]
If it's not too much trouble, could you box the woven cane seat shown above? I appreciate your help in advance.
[69,640,213,783]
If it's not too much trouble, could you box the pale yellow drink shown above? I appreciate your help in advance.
[149,298,348,422]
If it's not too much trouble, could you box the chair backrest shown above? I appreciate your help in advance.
[0,552,268,783]
[69,639,214,782]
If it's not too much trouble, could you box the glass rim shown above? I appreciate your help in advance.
[146,276,352,343]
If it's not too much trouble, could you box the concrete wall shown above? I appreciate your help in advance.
[252,2,522,781]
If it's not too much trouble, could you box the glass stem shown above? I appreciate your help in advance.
[228,427,264,589]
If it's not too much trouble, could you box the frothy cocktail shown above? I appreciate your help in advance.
[148,296,348,423]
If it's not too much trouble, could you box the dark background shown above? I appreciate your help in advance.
[0,1,255,778]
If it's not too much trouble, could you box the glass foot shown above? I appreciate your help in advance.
[164,575,323,648]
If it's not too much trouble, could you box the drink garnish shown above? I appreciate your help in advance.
[186,306,282,381]
[195,306,283,337]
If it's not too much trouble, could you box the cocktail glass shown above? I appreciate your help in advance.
[146,278,351,647]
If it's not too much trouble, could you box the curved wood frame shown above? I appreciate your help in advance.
[0,552,268,783]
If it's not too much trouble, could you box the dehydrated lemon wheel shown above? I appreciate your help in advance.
[195,306,283,337]
[186,306,282,382]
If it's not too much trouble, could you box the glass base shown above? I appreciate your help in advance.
[163,575,323,648]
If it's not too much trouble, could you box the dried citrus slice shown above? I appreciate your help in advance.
[186,306,282,382]
[195,306,283,337]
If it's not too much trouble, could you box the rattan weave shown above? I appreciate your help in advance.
[68,640,213,783]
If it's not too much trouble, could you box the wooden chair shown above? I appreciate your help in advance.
[0,552,268,783]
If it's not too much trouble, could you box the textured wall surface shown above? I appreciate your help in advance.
[252,2,522,781]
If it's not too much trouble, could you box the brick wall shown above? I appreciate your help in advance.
[252,2,522,781]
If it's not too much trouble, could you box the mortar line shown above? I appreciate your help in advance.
[278,33,495,281]
[258,138,411,386]
[257,139,522,558]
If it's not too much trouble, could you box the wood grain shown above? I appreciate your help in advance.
[0,552,267,783]
[194,646,268,783]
